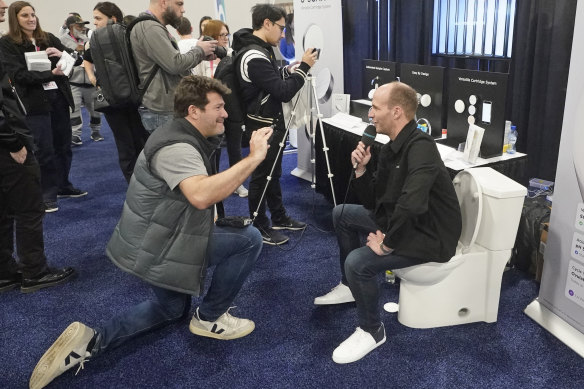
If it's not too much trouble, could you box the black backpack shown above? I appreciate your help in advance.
[214,44,268,128]
[89,16,160,110]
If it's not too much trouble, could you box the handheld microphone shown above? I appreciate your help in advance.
[353,124,377,169]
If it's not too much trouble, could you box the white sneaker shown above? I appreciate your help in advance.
[332,325,386,364]
[234,185,249,197]
[30,322,95,389]
[189,307,255,340]
[314,282,355,305]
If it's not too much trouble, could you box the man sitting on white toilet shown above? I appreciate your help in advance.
[315,81,462,364]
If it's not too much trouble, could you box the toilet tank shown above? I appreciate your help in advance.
[467,168,527,251]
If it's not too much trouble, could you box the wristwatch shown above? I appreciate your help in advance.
[379,242,393,255]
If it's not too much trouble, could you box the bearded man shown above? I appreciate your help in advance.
[131,0,217,133]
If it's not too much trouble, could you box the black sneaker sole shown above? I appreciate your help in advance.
[21,271,76,294]
[271,225,306,231]
[57,193,88,198]
[262,236,290,245]
[0,282,21,293]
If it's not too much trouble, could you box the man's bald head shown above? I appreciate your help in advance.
[380,82,418,121]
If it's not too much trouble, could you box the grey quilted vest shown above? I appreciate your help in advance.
[106,117,219,295]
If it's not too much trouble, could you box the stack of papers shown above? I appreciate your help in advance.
[24,51,51,72]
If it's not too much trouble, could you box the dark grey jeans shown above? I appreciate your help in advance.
[332,204,426,332]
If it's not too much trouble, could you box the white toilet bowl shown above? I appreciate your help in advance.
[391,167,526,329]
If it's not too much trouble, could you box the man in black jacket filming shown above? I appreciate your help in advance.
[234,3,318,245]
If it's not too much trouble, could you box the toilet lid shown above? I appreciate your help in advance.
[453,170,483,252]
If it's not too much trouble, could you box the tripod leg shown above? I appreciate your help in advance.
[309,76,337,207]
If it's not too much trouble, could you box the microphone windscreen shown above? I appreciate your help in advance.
[361,125,377,147]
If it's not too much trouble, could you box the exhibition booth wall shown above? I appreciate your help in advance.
[342,0,577,183]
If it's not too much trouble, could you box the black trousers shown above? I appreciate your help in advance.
[0,150,48,278]
[224,119,243,167]
[104,107,149,183]
[25,90,74,202]
[247,128,287,229]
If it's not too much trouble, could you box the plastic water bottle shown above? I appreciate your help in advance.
[507,125,517,154]
[385,270,395,284]
[503,120,512,152]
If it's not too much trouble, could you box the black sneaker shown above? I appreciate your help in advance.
[0,272,22,293]
[91,132,104,142]
[21,267,75,293]
[57,187,88,198]
[260,228,290,245]
[44,201,59,213]
[272,216,307,231]
[30,322,96,389]
[71,135,82,146]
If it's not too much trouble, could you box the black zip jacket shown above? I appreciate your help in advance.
[0,33,78,115]
[353,120,462,262]
[232,28,310,128]
[0,59,33,152]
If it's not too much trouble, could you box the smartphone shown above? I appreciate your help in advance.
[481,101,492,125]
[312,48,321,59]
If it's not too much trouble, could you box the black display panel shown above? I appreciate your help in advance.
[362,59,397,100]
[446,69,508,158]
[399,63,445,138]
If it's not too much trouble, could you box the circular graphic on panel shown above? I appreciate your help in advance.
[468,115,476,124]
[316,67,334,104]
[469,95,477,105]
[455,99,465,113]
[302,24,324,53]
[468,105,476,115]
[420,94,431,107]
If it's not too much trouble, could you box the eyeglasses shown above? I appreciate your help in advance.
[218,33,230,38]
[273,22,285,33]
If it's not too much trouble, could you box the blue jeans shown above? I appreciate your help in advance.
[138,107,174,134]
[333,204,426,332]
[91,225,263,356]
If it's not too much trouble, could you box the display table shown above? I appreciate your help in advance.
[315,116,528,203]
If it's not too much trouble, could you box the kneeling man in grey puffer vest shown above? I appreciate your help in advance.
[29,76,272,389]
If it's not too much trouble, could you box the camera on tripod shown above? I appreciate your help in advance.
[202,36,227,59]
